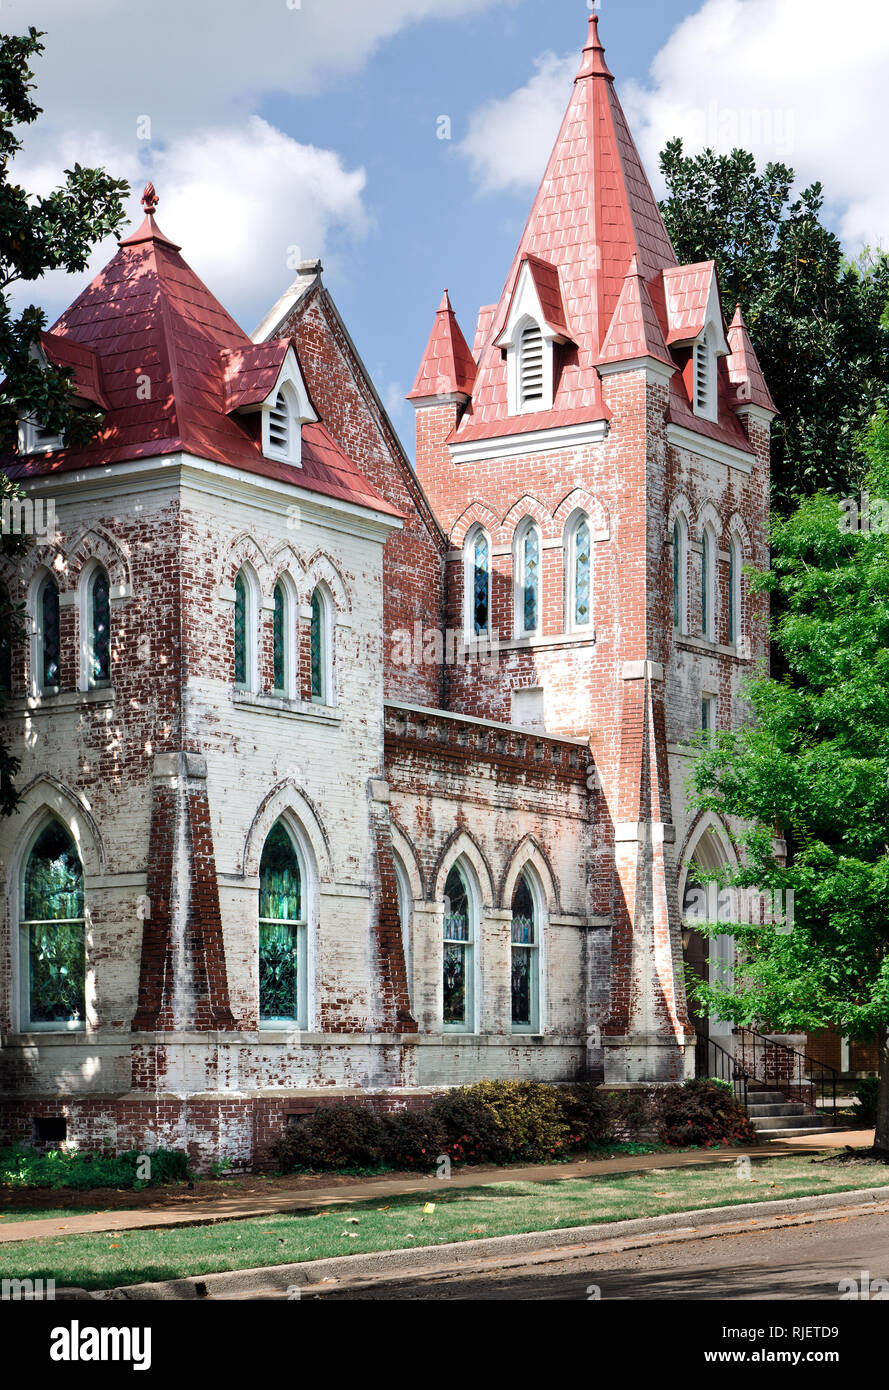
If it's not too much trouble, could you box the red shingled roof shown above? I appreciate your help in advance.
[3,190,401,519]
[40,331,110,410]
[727,305,778,415]
[408,290,477,401]
[599,256,673,367]
[662,262,720,345]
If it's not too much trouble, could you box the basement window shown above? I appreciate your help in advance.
[34,1116,67,1144]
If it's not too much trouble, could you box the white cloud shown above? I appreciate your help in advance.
[458,0,889,251]
[458,51,576,193]
[621,0,889,251]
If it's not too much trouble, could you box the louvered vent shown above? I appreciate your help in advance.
[519,323,545,408]
[694,336,711,415]
[268,390,290,455]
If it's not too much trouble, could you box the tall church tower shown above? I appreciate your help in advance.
[409,13,775,1082]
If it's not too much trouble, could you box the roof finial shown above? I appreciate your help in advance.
[577,6,613,81]
[142,182,159,215]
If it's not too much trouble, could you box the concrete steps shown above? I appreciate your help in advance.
[746,1090,843,1140]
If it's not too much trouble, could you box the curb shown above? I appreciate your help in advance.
[59,1183,889,1301]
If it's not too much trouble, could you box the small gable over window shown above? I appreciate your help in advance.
[495,254,573,417]
[221,342,316,468]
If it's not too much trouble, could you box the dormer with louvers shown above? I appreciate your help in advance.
[662,262,730,425]
[15,332,110,456]
[495,255,574,417]
[222,341,317,468]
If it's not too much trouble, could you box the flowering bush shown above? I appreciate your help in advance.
[380,1110,447,1170]
[652,1078,757,1147]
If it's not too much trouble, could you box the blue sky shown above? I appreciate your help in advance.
[11,0,889,454]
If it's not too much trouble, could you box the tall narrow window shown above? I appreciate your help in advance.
[728,536,741,647]
[571,515,591,630]
[38,575,60,695]
[273,582,286,694]
[466,529,490,638]
[234,572,248,689]
[258,820,306,1026]
[672,518,688,635]
[310,586,328,703]
[393,856,413,1008]
[515,522,540,636]
[519,322,545,410]
[21,821,85,1029]
[511,871,539,1033]
[701,528,715,641]
[443,863,474,1032]
[87,568,111,688]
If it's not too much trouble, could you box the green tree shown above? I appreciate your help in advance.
[659,141,889,512]
[689,411,889,1158]
[0,27,128,814]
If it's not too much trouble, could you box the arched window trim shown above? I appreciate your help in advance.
[262,380,301,466]
[463,525,491,641]
[309,583,334,706]
[672,516,689,636]
[258,815,311,1030]
[78,561,111,693]
[701,524,717,642]
[512,517,541,638]
[510,865,544,1035]
[31,569,60,698]
[517,318,546,413]
[564,510,593,633]
[233,565,260,693]
[18,816,86,1033]
[442,857,478,1034]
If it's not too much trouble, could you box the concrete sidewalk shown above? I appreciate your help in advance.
[0,1128,874,1247]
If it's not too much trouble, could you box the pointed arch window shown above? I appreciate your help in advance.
[393,855,413,1009]
[36,574,60,695]
[511,871,540,1033]
[87,567,111,688]
[565,513,592,631]
[258,819,307,1027]
[21,821,85,1030]
[234,571,248,689]
[514,520,540,637]
[464,528,490,639]
[443,863,475,1032]
[701,526,716,642]
[672,517,688,636]
[728,535,742,648]
[273,581,288,696]
[310,585,332,704]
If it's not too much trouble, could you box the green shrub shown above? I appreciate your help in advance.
[462,1080,571,1161]
[854,1076,879,1127]
[653,1079,756,1148]
[0,1144,190,1190]
[380,1110,447,1171]
[270,1102,385,1172]
[555,1083,619,1148]
[429,1087,512,1165]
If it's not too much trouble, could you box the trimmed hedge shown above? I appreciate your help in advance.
[269,1078,756,1174]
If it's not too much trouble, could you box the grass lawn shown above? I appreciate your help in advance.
[1,1154,888,1291]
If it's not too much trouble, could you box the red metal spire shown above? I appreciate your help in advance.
[407,290,477,402]
[576,9,613,82]
[120,181,180,250]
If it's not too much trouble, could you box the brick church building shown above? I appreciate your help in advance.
[0,14,776,1166]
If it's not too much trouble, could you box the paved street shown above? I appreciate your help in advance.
[300,1209,889,1301]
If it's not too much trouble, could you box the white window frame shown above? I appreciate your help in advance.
[511,867,543,1035]
[393,854,413,1008]
[31,569,60,697]
[463,525,491,641]
[693,327,718,423]
[672,516,689,636]
[565,510,593,633]
[78,561,112,693]
[701,691,717,737]
[17,417,64,456]
[513,518,542,638]
[234,565,260,693]
[309,583,335,706]
[442,859,478,1034]
[728,534,742,648]
[272,576,297,700]
[258,817,311,1031]
[701,525,717,642]
[19,818,86,1034]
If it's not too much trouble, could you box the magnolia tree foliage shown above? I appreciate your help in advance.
[0,27,128,814]
[689,412,889,1156]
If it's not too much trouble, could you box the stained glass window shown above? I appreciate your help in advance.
[259,820,304,1024]
[574,518,591,627]
[89,569,111,687]
[273,583,286,693]
[673,521,681,629]
[522,526,540,633]
[234,572,247,687]
[511,873,538,1030]
[22,821,85,1026]
[41,577,60,692]
[443,864,472,1028]
[728,538,741,646]
[310,588,325,701]
[701,530,711,639]
[472,533,489,636]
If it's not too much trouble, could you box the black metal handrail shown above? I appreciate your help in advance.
[695,1033,748,1108]
[734,1026,838,1121]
